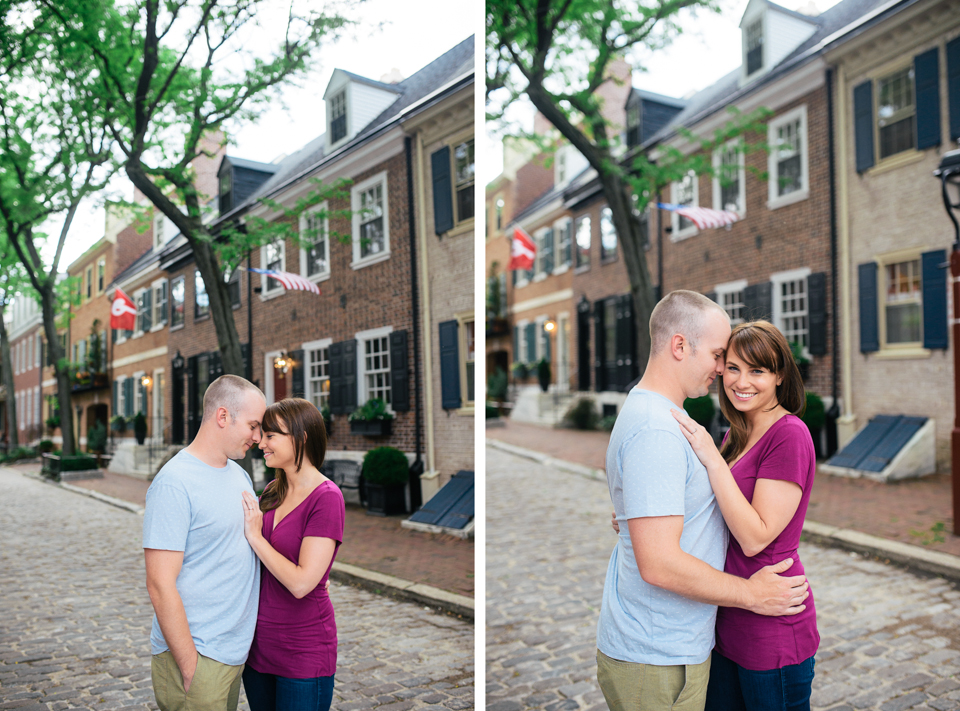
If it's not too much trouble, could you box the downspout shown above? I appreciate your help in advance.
[835,61,856,447]
[656,191,663,295]
[405,136,424,510]
[826,68,841,457]
[415,132,437,481]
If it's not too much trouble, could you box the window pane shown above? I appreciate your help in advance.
[779,279,808,348]
[364,336,391,405]
[677,173,695,231]
[171,277,185,327]
[575,216,591,269]
[360,185,385,258]
[886,303,921,343]
[305,212,328,277]
[600,208,617,260]
[195,270,209,317]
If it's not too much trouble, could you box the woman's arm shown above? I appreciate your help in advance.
[242,490,338,599]
[671,410,803,557]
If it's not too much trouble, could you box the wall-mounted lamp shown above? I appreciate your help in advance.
[141,375,152,388]
[543,319,557,333]
[274,352,290,376]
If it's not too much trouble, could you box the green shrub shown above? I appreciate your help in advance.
[801,391,825,430]
[510,362,529,380]
[133,411,148,440]
[564,398,600,430]
[45,415,61,430]
[600,415,618,432]
[487,367,508,401]
[486,403,500,419]
[3,446,38,462]
[362,447,409,486]
[110,415,127,432]
[60,454,99,472]
[683,395,715,429]
[38,440,55,453]
[87,421,108,453]
[348,398,394,422]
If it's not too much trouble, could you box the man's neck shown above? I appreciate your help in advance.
[183,430,229,469]
[636,365,686,408]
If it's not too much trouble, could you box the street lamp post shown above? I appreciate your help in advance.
[934,148,960,535]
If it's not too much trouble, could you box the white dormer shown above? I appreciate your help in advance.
[554,143,589,188]
[323,69,402,152]
[739,0,818,85]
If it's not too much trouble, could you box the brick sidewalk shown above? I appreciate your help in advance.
[487,419,960,557]
[8,462,474,597]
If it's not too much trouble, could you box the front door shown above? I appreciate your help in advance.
[274,365,287,402]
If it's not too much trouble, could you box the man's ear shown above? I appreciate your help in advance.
[217,406,230,429]
[670,333,686,361]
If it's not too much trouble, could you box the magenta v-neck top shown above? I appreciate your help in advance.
[246,479,345,678]
[714,415,820,671]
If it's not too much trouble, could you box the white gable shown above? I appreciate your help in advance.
[739,0,817,85]
[323,69,401,152]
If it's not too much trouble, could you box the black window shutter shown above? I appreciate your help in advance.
[241,343,251,381]
[389,330,409,412]
[858,262,879,353]
[328,341,344,414]
[139,380,147,415]
[431,146,453,235]
[124,378,134,417]
[948,36,960,141]
[922,249,948,350]
[617,294,636,391]
[187,355,198,438]
[525,323,536,363]
[807,272,828,356]
[342,339,358,412]
[577,301,592,391]
[512,325,519,363]
[439,321,461,410]
[290,349,305,398]
[112,380,118,415]
[743,282,773,322]
[705,291,717,303]
[914,48,941,151]
[594,301,606,392]
[853,81,875,173]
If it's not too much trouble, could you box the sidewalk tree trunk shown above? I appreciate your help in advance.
[0,5,117,456]
[487,0,769,370]
[0,290,19,450]
[46,0,355,379]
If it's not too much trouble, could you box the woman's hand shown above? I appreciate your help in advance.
[611,511,620,534]
[671,409,724,471]
[241,490,264,544]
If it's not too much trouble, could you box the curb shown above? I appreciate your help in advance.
[330,562,474,620]
[486,439,960,582]
[15,467,474,617]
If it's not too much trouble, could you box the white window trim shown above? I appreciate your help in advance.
[553,217,573,274]
[97,258,106,295]
[715,279,748,324]
[132,289,147,338]
[671,173,699,241]
[263,350,282,405]
[151,277,168,331]
[152,368,165,439]
[533,227,550,282]
[742,14,766,82]
[355,325,394,411]
[35,334,41,369]
[712,140,747,217]
[259,241,287,299]
[116,375,128,418]
[456,312,475,413]
[169,275,186,331]
[770,267,811,352]
[767,105,809,210]
[133,370,145,415]
[350,171,390,270]
[534,315,548,361]
[874,249,929,356]
[327,86,350,151]
[299,201,332,284]
[515,319,530,363]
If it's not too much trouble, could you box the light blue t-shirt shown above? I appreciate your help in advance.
[597,389,727,665]
[143,450,260,666]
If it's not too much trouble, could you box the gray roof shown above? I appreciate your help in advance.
[631,88,688,109]
[221,156,281,174]
[645,0,899,145]
[336,69,403,94]
[233,36,474,211]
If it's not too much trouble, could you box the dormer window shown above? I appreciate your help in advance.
[330,91,347,144]
[219,170,232,214]
[626,97,641,148]
[746,19,763,75]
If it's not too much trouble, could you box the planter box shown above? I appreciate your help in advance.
[364,482,406,516]
[349,419,392,437]
[41,453,102,482]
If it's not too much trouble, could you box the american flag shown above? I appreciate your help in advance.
[247,267,321,295]
[657,203,741,230]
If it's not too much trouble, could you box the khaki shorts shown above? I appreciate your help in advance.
[596,649,711,711]
[151,651,243,711]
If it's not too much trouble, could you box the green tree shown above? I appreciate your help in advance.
[48,0,354,379]
[0,3,118,455]
[487,0,769,368]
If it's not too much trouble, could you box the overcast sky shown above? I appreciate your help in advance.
[482,0,842,186]
[49,0,476,270]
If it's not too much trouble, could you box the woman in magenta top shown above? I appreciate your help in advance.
[673,320,818,711]
[240,398,345,711]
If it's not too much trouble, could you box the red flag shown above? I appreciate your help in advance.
[508,226,536,271]
[110,287,137,331]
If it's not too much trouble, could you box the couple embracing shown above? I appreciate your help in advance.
[598,290,819,711]
[143,374,344,711]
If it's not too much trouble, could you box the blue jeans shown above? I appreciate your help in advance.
[241,667,334,711]
[705,650,815,711]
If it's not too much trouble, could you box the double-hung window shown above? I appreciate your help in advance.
[461,318,475,406]
[771,268,811,351]
[715,280,747,325]
[713,141,745,215]
[300,203,330,282]
[671,171,698,239]
[454,140,475,223]
[97,258,105,293]
[883,258,922,345]
[305,340,332,413]
[574,215,591,270]
[767,106,808,208]
[194,270,209,319]
[85,267,92,300]
[351,172,390,268]
[136,289,152,335]
[358,327,392,407]
[877,67,915,160]
[261,242,285,295]
[329,91,347,144]
[600,207,618,260]
[555,219,573,271]
[153,280,168,327]
[225,267,241,308]
[170,276,185,328]
[745,19,763,76]
[535,228,554,278]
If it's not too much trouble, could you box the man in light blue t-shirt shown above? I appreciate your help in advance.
[143,374,266,711]
[597,291,809,711]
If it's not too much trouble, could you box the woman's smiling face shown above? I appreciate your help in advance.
[259,421,295,471]
[722,347,782,416]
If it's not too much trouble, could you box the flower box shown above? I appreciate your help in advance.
[349,419,392,437]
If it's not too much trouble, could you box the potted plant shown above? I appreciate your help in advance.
[362,446,408,516]
[348,398,394,437]
[133,411,148,445]
[321,404,333,434]
[790,340,811,382]
[110,414,127,433]
[563,398,600,430]
[536,357,551,393]
[510,361,529,381]
[45,414,61,432]
[801,391,826,458]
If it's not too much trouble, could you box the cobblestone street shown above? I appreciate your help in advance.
[0,467,474,710]
[486,446,960,711]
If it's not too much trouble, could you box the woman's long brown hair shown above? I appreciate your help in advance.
[258,398,328,512]
[718,321,806,464]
